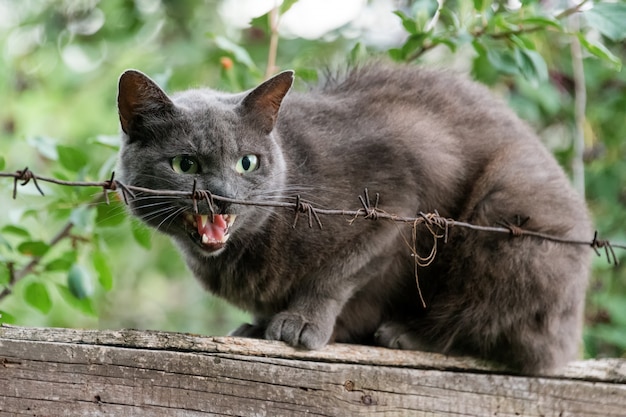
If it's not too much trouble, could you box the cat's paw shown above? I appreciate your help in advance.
[375,322,426,350]
[229,322,266,339]
[265,312,331,349]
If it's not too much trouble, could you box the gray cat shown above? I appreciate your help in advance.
[116,63,591,374]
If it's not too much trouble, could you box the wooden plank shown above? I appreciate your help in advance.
[1,325,625,416]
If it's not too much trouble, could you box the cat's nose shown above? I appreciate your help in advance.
[213,199,231,215]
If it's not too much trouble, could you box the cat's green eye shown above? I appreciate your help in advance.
[235,154,259,174]
[171,155,199,174]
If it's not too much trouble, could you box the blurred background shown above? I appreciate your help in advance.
[0,0,624,360]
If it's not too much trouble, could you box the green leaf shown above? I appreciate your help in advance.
[293,67,317,83]
[473,0,485,11]
[70,206,94,232]
[388,48,404,62]
[56,284,96,316]
[578,34,622,71]
[516,48,548,84]
[584,2,626,42]
[93,134,121,150]
[131,221,152,250]
[0,155,5,170]
[393,10,418,35]
[0,310,16,324]
[438,7,460,30]
[249,14,269,34]
[0,263,8,285]
[509,34,535,50]
[57,145,88,172]
[18,241,50,257]
[2,225,31,238]
[486,48,519,76]
[0,234,11,251]
[595,295,626,326]
[24,281,52,314]
[520,16,563,31]
[400,32,430,61]
[45,250,77,272]
[96,199,127,227]
[279,0,299,15]
[27,136,58,160]
[93,250,113,290]
[212,36,256,70]
[349,42,368,65]
[471,48,500,85]
[430,36,458,53]
[587,324,626,350]
[471,38,487,56]
[67,263,93,299]
[492,13,519,32]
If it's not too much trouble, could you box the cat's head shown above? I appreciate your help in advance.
[116,69,294,257]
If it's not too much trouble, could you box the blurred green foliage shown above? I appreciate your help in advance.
[0,0,624,360]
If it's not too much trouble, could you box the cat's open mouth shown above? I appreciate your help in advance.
[184,213,236,253]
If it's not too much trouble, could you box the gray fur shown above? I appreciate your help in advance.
[116,64,591,374]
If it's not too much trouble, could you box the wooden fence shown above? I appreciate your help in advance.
[1,325,625,416]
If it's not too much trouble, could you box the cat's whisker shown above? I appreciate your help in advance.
[132,173,185,188]
[154,206,187,233]
[249,207,295,229]
[137,203,179,221]
[134,200,182,211]
[131,194,185,204]
[93,206,129,227]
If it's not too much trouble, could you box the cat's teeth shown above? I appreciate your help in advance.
[185,212,197,227]
[225,214,236,227]
[194,213,236,229]
[202,233,209,244]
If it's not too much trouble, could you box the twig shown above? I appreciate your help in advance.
[425,0,444,32]
[570,11,586,197]
[0,222,74,301]
[265,2,280,79]
[555,0,591,20]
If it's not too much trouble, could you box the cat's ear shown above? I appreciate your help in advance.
[241,70,294,133]
[118,70,173,134]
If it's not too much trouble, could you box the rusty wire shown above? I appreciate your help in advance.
[1,167,625,266]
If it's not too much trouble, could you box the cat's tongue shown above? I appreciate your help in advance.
[196,214,234,246]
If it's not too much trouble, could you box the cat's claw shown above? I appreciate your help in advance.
[265,312,331,349]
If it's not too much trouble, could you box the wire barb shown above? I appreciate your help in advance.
[497,215,531,237]
[292,194,323,229]
[12,167,45,199]
[114,180,135,204]
[102,171,117,205]
[358,188,380,220]
[591,231,619,266]
[191,179,216,221]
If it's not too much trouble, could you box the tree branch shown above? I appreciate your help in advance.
[265,3,280,79]
[0,222,74,301]
[570,13,587,197]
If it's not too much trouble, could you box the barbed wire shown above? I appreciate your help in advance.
[1,166,624,267]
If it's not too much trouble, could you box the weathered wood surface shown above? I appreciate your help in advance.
[1,325,625,416]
